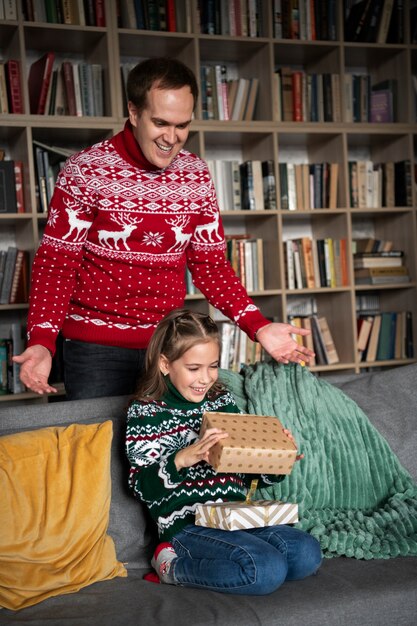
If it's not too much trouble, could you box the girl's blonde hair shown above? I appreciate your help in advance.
[133,308,224,401]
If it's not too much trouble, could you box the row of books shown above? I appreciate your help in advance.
[0,59,24,114]
[198,0,263,37]
[273,0,337,41]
[219,321,262,371]
[357,311,413,362]
[0,247,30,305]
[0,0,17,19]
[353,250,410,285]
[345,76,397,123]
[207,159,276,212]
[348,159,412,208]
[352,237,395,254]
[28,52,104,117]
[226,235,264,293]
[279,162,339,210]
[285,238,349,290]
[200,65,259,121]
[0,159,25,213]
[275,69,341,123]
[0,322,25,395]
[33,140,74,213]
[289,315,339,366]
[118,0,189,32]
[345,0,404,44]
[21,0,106,25]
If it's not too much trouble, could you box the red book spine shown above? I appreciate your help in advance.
[5,60,24,114]
[37,52,55,115]
[14,161,25,213]
[62,61,76,116]
[292,71,302,121]
[166,0,177,31]
[94,0,106,26]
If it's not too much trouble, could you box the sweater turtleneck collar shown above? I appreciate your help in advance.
[162,377,207,410]
[111,120,160,172]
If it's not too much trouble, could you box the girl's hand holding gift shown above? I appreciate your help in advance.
[175,428,229,470]
[283,428,304,462]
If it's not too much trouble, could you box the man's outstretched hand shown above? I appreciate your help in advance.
[255,322,314,365]
[12,345,57,395]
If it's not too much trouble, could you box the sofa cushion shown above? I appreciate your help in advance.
[0,396,157,570]
[0,421,126,610]
[330,363,417,481]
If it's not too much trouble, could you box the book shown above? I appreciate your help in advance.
[365,313,382,362]
[354,250,403,262]
[318,316,339,364]
[377,0,395,42]
[251,161,264,211]
[301,237,315,289]
[279,163,289,210]
[370,88,393,123]
[0,246,18,304]
[405,311,414,358]
[354,266,410,285]
[9,250,29,304]
[262,160,276,210]
[0,340,8,394]
[357,316,374,357]
[5,59,24,113]
[231,78,250,120]
[376,311,396,360]
[310,315,327,365]
[371,79,397,121]
[243,77,259,121]
[62,61,77,116]
[10,322,25,393]
[301,317,316,366]
[328,162,339,208]
[0,161,18,213]
[279,67,293,121]
[28,51,55,115]
[0,62,9,113]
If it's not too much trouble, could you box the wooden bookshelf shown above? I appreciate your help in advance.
[0,0,416,403]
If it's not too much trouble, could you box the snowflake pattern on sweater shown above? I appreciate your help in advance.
[27,122,269,354]
[125,383,282,541]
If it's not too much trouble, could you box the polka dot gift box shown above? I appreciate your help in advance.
[199,412,297,474]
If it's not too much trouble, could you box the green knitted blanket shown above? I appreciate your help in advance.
[220,362,417,560]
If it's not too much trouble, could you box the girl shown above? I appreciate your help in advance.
[125,309,321,595]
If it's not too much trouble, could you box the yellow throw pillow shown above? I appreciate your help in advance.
[0,420,127,611]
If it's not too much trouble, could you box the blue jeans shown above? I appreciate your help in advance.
[171,524,322,595]
[63,339,146,400]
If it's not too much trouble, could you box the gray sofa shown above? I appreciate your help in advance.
[1,364,416,626]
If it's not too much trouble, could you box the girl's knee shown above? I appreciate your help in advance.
[249,549,288,595]
[288,533,322,580]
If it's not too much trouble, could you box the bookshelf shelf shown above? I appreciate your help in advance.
[0,0,416,403]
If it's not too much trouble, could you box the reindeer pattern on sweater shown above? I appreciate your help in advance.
[27,124,268,353]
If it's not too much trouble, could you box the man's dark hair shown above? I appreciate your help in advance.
[127,57,199,114]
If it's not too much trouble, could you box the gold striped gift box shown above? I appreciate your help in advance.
[195,500,299,531]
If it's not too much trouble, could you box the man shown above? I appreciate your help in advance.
[14,58,313,400]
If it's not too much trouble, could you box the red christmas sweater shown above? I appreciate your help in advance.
[27,121,270,355]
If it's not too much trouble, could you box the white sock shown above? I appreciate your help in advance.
[151,542,177,584]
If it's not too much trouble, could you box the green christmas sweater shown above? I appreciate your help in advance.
[125,380,284,541]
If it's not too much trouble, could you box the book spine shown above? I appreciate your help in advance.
[14,161,25,213]
[94,0,106,26]
[6,60,24,113]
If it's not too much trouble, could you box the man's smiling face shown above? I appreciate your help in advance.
[128,84,194,169]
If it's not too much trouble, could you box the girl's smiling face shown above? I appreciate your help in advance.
[160,340,220,402]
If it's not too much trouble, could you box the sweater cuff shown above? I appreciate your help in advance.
[236,308,272,342]
[165,452,188,486]
[27,329,58,357]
